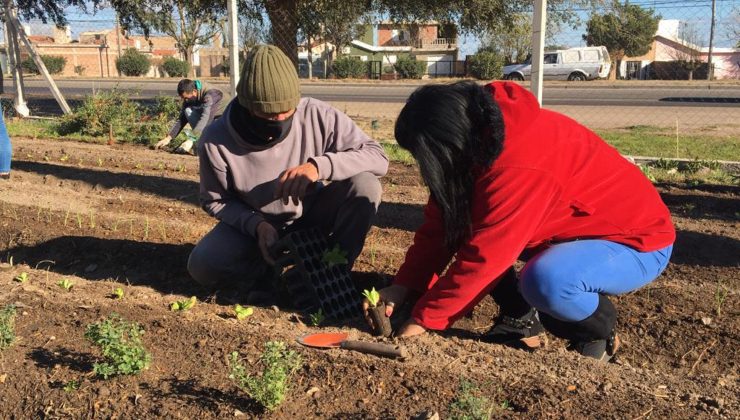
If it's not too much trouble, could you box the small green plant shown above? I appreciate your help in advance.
[63,379,80,392]
[112,287,125,300]
[362,287,381,308]
[229,341,302,411]
[651,158,679,171]
[639,164,656,182]
[715,280,729,317]
[449,379,494,420]
[234,304,254,320]
[57,278,74,291]
[170,296,196,311]
[74,65,86,75]
[0,304,17,350]
[14,272,29,283]
[322,244,348,267]
[84,314,151,379]
[309,308,325,326]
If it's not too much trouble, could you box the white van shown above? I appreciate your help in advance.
[502,46,611,81]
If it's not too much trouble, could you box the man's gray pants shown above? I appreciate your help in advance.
[187,172,382,291]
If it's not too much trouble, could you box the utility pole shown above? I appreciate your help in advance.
[226,0,239,96]
[706,0,716,80]
[531,0,547,105]
[115,13,122,76]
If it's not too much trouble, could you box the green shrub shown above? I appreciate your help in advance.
[468,51,504,80]
[161,57,190,77]
[229,341,302,411]
[394,56,426,79]
[331,57,368,79]
[150,95,181,120]
[21,55,67,75]
[85,314,151,379]
[0,304,16,351]
[116,48,151,76]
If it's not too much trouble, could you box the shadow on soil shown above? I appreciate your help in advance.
[30,347,96,373]
[143,378,262,415]
[376,201,424,231]
[6,236,203,296]
[13,160,199,205]
[672,230,740,267]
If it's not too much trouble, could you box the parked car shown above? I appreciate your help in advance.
[503,46,611,81]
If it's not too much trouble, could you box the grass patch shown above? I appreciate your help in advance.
[382,142,414,165]
[597,126,739,161]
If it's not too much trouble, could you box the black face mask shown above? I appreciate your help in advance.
[244,113,295,144]
[184,98,199,107]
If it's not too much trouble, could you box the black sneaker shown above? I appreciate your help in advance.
[572,330,621,362]
[484,308,546,349]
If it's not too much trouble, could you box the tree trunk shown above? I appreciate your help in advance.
[688,69,693,81]
[265,0,298,69]
[307,35,313,79]
[186,46,196,78]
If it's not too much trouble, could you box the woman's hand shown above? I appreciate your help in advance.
[396,319,427,338]
[362,284,408,329]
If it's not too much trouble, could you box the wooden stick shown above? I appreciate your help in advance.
[689,339,717,375]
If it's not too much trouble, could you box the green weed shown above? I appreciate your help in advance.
[63,379,80,392]
[322,245,348,267]
[170,296,196,312]
[229,342,302,411]
[715,280,729,317]
[234,304,254,320]
[57,278,74,291]
[448,379,493,420]
[0,304,17,350]
[84,314,151,379]
[14,272,29,283]
[111,287,124,300]
[309,308,325,327]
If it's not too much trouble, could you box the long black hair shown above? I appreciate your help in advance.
[394,81,505,250]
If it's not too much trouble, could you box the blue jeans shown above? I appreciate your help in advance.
[520,240,673,322]
[0,109,11,174]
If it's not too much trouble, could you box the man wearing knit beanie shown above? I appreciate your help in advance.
[188,45,389,303]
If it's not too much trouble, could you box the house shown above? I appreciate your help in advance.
[2,23,226,78]
[620,20,740,80]
[344,21,461,78]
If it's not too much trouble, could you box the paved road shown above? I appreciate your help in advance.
[6,79,740,108]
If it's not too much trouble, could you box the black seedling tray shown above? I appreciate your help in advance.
[272,228,359,320]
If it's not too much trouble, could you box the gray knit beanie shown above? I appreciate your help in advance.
[237,44,300,114]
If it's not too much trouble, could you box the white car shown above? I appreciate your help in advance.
[503,46,611,81]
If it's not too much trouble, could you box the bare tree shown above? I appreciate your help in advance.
[670,22,704,81]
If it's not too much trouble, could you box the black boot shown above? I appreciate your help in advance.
[540,294,620,362]
[484,268,545,349]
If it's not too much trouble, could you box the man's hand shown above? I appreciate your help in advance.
[256,221,279,265]
[396,319,427,338]
[154,135,172,149]
[275,161,320,206]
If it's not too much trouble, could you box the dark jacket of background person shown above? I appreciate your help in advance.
[168,82,231,139]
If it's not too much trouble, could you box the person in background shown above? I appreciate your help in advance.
[188,45,388,300]
[367,81,674,362]
[155,78,231,154]
[0,105,11,180]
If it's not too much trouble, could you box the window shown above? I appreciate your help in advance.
[544,54,558,64]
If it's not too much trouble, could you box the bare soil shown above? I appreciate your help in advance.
[0,136,738,419]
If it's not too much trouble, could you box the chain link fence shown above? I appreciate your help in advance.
[0,1,737,152]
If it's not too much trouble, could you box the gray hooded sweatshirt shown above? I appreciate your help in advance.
[197,97,389,238]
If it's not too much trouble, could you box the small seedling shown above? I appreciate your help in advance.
[322,244,348,267]
[229,341,302,411]
[85,314,151,379]
[234,304,254,320]
[14,272,29,283]
[170,296,196,312]
[448,378,493,420]
[715,281,729,317]
[57,278,74,291]
[309,308,325,327]
[362,287,381,308]
[0,304,17,350]
[112,287,124,300]
[63,379,80,392]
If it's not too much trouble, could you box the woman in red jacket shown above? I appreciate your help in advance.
[369,81,675,361]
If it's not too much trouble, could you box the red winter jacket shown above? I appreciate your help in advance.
[393,82,675,331]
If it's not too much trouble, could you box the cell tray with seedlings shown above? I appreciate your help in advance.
[272,228,359,320]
